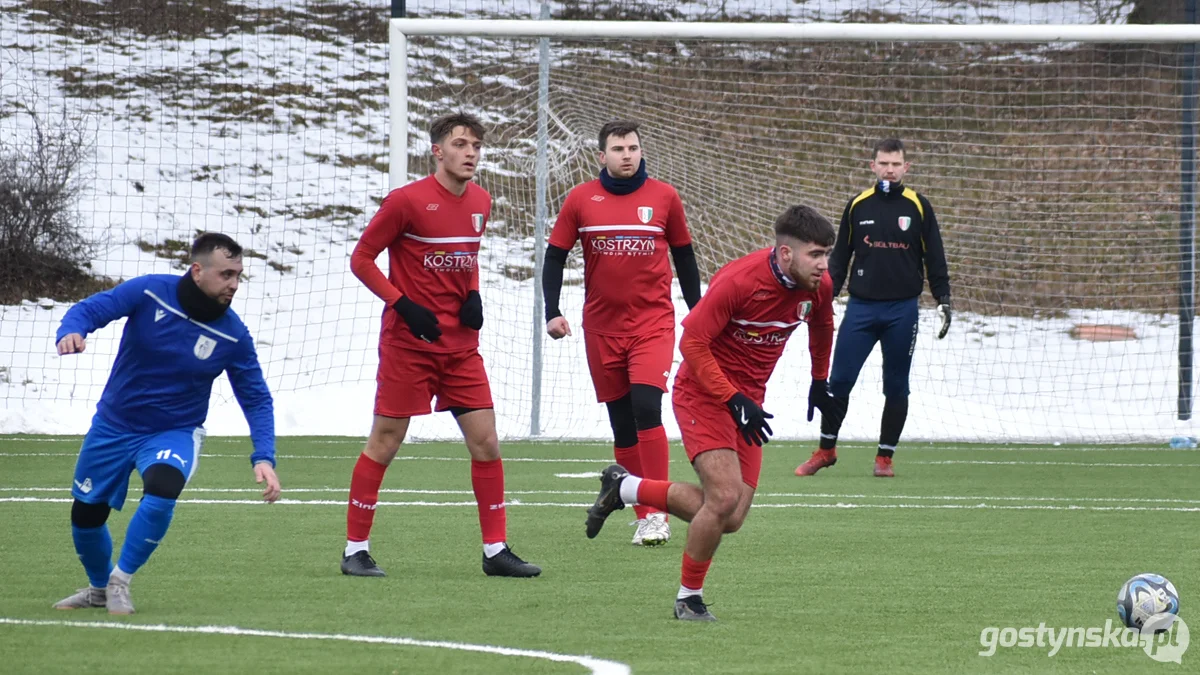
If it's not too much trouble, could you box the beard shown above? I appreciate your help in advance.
[795,270,822,292]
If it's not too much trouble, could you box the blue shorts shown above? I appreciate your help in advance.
[71,415,205,510]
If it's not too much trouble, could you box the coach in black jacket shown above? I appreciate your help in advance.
[795,138,951,478]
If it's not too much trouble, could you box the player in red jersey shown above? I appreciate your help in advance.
[584,205,837,620]
[543,121,701,547]
[340,112,540,579]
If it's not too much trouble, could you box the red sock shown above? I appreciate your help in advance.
[636,479,672,513]
[347,453,388,542]
[471,458,507,544]
[637,427,670,519]
[681,552,712,591]
[613,443,649,519]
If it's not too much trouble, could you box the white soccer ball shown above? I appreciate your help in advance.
[1117,573,1179,631]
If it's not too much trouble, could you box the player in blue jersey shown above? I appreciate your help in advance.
[51,233,281,615]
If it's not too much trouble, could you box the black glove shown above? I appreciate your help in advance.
[936,296,952,340]
[726,392,774,447]
[807,379,829,422]
[394,295,441,343]
[459,290,483,330]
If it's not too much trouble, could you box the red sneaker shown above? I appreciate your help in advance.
[795,448,837,476]
[874,455,894,478]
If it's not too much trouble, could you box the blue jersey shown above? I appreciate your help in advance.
[57,274,275,466]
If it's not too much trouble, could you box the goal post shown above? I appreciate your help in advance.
[388,18,1200,443]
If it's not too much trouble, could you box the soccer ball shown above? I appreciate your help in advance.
[1117,573,1179,630]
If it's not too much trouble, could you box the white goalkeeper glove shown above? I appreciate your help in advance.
[936,296,952,340]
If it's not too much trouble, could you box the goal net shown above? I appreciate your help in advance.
[397,20,1196,444]
[0,0,1194,444]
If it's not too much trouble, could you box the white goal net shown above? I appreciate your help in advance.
[397,19,1197,443]
[1,0,1195,444]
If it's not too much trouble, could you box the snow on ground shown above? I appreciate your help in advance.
[1,0,1187,444]
[406,1,1133,25]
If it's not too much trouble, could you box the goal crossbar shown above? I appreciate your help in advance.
[391,19,1200,43]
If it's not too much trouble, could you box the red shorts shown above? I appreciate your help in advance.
[671,384,762,489]
[583,327,674,403]
[375,343,493,418]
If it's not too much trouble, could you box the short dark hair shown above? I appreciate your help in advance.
[774,205,835,247]
[430,112,486,146]
[598,120,640,151]
[191,232,243,262]
[873,138,906,159]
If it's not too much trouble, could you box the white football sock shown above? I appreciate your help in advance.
[619,475,642,505]
[483,542,507,558]
[344,540,370,557]
[677,584,703,600]
[109,566,132,585]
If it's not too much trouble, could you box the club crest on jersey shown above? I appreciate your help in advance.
[898,216,911,231]
[637,206,653,224]
[471,213,484,233]
[193,335,218,360]
[797,301,812,320]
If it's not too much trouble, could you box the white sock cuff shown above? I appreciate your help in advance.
[483,542,507,558]
[677,584,703,599]
[110,566,132,584]
[619,475,642,505]
[345,540,370,557]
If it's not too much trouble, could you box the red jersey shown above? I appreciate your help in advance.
[351,175,491,353]
[548,178,691,336]
[676,248,834,403]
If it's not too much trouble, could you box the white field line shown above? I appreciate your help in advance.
[0,619,630,675]
[4,452,1197,468]
[902,446,1176,452]
[0,438,1182,452]
[3,496,1200,513]
[8,487,1200,506]
[0,438,625,447]
[0,453,617,462]
[0,487,597,495]
[911,460,1200,467]
[753,492,1200,505]
[747,503,1200,512]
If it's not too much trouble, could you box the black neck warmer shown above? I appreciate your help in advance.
[177,272,230,323]
[876,180,905,198]
[599,158,648,195]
